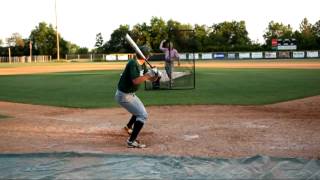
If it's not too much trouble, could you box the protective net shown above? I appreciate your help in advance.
[145,30,196,90]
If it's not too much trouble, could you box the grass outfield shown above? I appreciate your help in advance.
[1,59,320,68]
[0,68,320,108]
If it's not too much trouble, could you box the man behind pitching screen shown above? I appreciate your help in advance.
[159,39,180,86]
[115,46,159,148]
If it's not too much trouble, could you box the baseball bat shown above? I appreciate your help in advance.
[125,33,154,68]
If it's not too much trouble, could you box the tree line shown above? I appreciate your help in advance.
[1,17,320,57]
[0,22,88,58]
[98,17,320,53]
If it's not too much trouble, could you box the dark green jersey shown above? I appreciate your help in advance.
[118,59,147,93]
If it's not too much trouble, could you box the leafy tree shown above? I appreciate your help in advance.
[166,19,181,33]
[0,22,84,57]
[0,39,3,47]
[149,17,167,52]
[4,33,25,46]
[101,17,320,53]
[59,38,69,57]
[296,18,317,50]
[77,47,89,54]
[6,35,16,47]
[94,32,104,53]
[29,22,69,58]
[194,24,209,51]
[4,33,27,56]
[313,19,320,49]
[314,20,320,38]
[29,22,56,55]
[131,22,151,47]
[67,42,80,54]
[170,23,194,52]
[207,21,251,51]
[102,25,131,53]
[263,21,293,49]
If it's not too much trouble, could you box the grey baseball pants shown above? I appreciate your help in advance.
[115,89,148,123]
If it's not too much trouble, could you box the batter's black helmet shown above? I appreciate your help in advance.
[137,45,151,59]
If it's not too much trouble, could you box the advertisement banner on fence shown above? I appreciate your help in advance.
[239,53,250,59]
[251,52,263,59]
[214,53,225,59]
[189,53,199,60]
[105,54,117,61]
[265,52,277,59]
[306,51,319,58]
[179,53,187,60]
[227,53,236,59]
[293,51,305,58]
[278,51,291,58]
[202,53,213,59]
[277,38,297,50]
[277,45,297,50]
[117,54,128,61]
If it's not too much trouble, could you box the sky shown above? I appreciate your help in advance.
[0,0,319,49]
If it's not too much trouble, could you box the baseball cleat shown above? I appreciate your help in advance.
[124,125,133,135]
[127,139,146,148]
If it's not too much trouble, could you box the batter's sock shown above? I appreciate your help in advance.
[129,121,144,142]
[127,115,136,129]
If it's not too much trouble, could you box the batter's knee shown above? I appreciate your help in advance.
[136,111,148,123]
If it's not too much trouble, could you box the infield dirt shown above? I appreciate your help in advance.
[0,96,319,158]
[0,61,319,158]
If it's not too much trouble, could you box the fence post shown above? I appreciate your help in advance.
[8,47,11,64]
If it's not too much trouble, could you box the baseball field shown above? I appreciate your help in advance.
[0,60,320,159]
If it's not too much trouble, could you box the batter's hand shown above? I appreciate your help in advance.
[149,76,159,82]
[147,67,160,77]
[146,67,161,82]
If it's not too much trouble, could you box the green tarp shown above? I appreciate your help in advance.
[1,153,319,179]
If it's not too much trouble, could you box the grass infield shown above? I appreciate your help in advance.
[0,68,320,108]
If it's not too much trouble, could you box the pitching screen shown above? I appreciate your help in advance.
[145,30,196,90]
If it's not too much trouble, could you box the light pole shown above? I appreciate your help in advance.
[7,39,12,64]
[55,0,60,61]
[8,47,11,64]
[29,40,32,63]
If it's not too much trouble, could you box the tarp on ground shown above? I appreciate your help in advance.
[0,152,319,179]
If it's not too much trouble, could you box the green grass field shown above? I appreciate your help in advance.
[0,68,320,108]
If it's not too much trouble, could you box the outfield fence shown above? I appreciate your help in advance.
[192,50,320,60]
[65,53,134,62]
[0,55,52,63]
[66,50,320,62]
[1,50,320,64]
